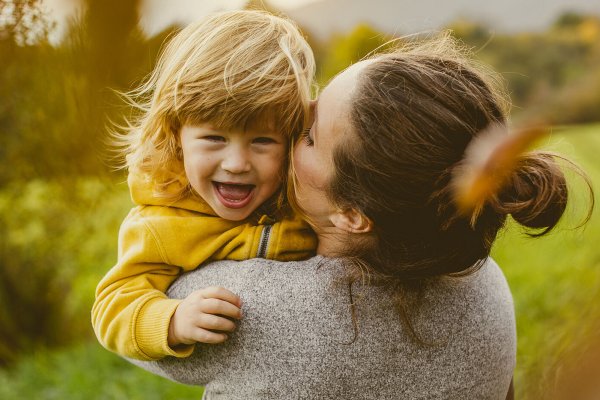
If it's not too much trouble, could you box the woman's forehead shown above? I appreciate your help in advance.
[319,59,373,108]
[316,62,368,132]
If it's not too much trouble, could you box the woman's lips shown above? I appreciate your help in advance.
[213,182,255,209]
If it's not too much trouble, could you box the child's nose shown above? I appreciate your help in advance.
[221,149,251,174]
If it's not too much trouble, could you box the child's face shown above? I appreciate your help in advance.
[180,122,287,221]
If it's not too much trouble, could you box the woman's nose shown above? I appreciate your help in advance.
[221,148,251,174]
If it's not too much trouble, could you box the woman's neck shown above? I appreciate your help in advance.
[315,227,347,257]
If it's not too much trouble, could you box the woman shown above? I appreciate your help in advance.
[131,35,584,399]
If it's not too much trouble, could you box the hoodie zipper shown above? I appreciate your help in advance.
[256,224,272,258]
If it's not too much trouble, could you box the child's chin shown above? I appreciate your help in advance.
[215,207,252,221]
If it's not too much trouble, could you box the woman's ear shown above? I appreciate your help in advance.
[329,208,373,233]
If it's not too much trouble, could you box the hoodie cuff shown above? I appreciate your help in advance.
[135,297,195,360]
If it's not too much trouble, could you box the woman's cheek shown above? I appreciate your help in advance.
[292,144,331,217]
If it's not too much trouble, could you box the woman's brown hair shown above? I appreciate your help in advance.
[328,34,594,292]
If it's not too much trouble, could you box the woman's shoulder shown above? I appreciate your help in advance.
[412,257,515,339]
[434,258,512,307]
[170,256,512,305]
[167,256,336,298]
[450,258,514,326]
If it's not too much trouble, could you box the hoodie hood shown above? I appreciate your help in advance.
[128,170,215,215]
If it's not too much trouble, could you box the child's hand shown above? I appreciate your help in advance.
[167,286,243,347]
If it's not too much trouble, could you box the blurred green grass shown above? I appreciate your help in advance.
[0,342,203,399]
[0,124,598,399]
[491,123,600,398]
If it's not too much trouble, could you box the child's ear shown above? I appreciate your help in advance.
[330,208,373,234]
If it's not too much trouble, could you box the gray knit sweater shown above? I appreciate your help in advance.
[131,256,516,399]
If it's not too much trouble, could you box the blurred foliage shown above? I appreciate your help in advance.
[0,178,131,366]
[447,14,600,125]
[0,3,600,398]
[0,341,203,399]
[316,23,393,85]
[0,0,53,45]
[491,123,600,399]
[0,0,169,184]
[309,14,600,124]
[0,0,175,366]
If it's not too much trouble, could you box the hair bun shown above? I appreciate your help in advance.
[450,123,593,236]
[492,152,568,234]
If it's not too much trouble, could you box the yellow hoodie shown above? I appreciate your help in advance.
[92,172,316,361]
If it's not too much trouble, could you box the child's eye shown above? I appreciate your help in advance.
[253,137,277,145]
[202,135,226,142]
[299,128,314,146]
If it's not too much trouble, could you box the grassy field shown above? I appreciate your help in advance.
[0,124,598,399]
[491,123,600,398]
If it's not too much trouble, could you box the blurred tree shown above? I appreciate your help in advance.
[81,0,145,86]
[0,0,156,183]
[0,0,53,45]
[446,18,490,47]
[553,11,587,31]
[446,12,600,124]
[0,0,57,182]
[59,0,148,178]
[319,23,392,85]
[0,0,161,365]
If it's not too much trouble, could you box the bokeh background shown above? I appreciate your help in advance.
[1,0,599,398]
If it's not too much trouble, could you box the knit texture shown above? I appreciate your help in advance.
[130,256,516,399]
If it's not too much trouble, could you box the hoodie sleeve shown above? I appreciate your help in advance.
[91,207,195,361]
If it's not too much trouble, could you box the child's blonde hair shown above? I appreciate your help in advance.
[117,10,315,199]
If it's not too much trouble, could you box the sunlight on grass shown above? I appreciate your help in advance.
[0,342,203,400]
[492,123,600,399]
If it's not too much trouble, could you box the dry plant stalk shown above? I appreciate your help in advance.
[452,123,549,223]
[545,327,600,400]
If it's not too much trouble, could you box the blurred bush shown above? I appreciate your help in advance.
[449,13,600,124]
[0,340,203,399]
[314,13,600,124]
[0,0,168,184]
[317,23,393,84]
[0,178,130,366]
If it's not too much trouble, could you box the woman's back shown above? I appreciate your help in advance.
[133,256,515,399]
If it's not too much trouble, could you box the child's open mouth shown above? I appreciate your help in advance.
[213,182,255,209]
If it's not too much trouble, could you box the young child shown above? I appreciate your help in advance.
[92,10,317,361]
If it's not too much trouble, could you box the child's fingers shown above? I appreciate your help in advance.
[169,289,242,347]
[198,298,243,319]
[191,327,229,344]
[196,286,242,307]
[196,313,237,332]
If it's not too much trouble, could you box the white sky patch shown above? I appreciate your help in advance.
[268,0,323,9]
[41,0,82,44]
[40,0,323,42]
[139,0,323,36]
[140,0,245,37]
